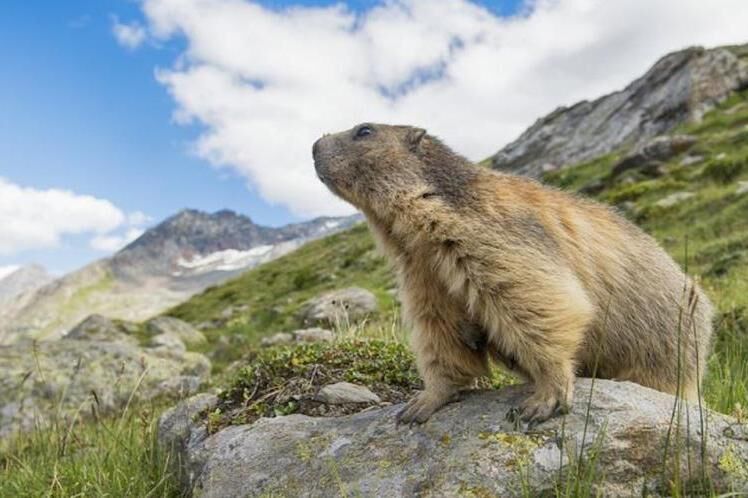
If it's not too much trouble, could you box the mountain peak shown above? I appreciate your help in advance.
[0,264,54,304]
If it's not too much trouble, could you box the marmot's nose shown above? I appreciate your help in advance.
[312,137,322,159]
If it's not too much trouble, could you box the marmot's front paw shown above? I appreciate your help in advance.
[395,391,450,426]
[514,392,570,428]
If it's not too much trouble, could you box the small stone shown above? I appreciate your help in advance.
[736,181,748,196]
[655,191,695,208]
[293,328,334,343]
[579,179,606,195]
[680,155,704,166]
[616,201,637,214]
[316,382,381,404]
[260,332,294,347]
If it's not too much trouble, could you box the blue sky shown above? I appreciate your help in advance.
[0,0,523,274]
[1,0,743,275]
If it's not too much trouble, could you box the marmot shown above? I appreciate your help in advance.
[312,123,713,426]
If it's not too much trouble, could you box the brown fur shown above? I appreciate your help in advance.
[312,123,714,425]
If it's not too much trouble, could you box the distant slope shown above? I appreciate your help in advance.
[167,222,396,342]
[0,264,53,304]
[0,210,360,344]
[490,43,748,177]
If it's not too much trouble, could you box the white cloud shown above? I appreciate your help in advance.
[90,228,146,252]
[0,178,127,255]
[127,211,153,226]
[139,0,748,217]
[112,18,147,50]
[0,265,20,281]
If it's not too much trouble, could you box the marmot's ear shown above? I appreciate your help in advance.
[407,128,427,152]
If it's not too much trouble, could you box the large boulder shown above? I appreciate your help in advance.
[63,314,137,344]
[146,316,207,347]
[158,380,748,497]
[298,288,378,326]
[0,316,211,439]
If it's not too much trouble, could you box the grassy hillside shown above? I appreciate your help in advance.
[166,224,398,359]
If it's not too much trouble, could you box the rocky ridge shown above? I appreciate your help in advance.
[490,44,748,177]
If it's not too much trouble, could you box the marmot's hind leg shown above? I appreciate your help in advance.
[485,276,593,427]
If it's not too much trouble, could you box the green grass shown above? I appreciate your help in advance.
[0,401,180,497]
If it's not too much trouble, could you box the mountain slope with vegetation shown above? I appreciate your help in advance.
[0,210,358,344]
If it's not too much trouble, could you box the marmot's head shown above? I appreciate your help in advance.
[312,123,474,215]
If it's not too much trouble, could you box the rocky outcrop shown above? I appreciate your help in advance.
[159,379,748,497]
[610,134,697,178]
[0,314,211,439]
[299,288,378,326]
[491,44,748,177]
[260,328,336,347]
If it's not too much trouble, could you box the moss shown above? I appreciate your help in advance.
[478,432,546,469]
[206,339,422,431]
[457,484,498,498]
[718,444,748,480]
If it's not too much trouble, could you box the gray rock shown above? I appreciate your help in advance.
[148,333,187,354]
[655,191,696,208]
[579,179,606,195]
[299,287,378,326]
[491,45,748,177]
[159,379,748,498]
[611,135,696,178]
[146,316,206,347]
[261,332,295,347]
[616,201,637,215]
[737,181,748,196]
[680,154,704,166]
[293,328,335,343]
[63,314,137,345]
[316,382,381,404]
[0,321,211,439]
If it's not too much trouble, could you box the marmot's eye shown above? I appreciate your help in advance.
[355,125,373,138]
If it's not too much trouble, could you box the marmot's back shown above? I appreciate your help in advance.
[477,170,714,397]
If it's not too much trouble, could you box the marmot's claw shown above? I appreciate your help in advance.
[395,392,445,426]
[519,394,569,428]
[505,406,521,423]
